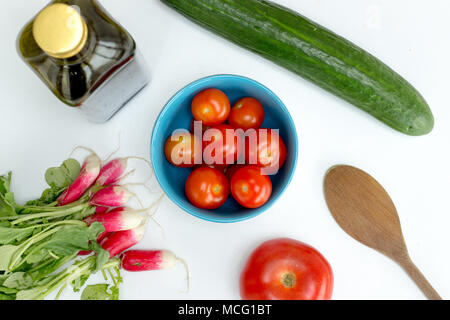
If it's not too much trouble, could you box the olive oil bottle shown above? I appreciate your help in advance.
[18,0,149,123]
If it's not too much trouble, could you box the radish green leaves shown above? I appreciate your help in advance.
[0,173,17,217]
[0,158,120,300]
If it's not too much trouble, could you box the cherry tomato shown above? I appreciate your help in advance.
[193,163,229,173]
[246,129,287,175]
[164,132,201,168]
[228,97,265,130]
[190,119,210,135]
[230,165,272,209]
[185,167,229,210]
[191,88,230,126]
[203,124,244,166]
[240,238,334,300]
[225,164,245,180]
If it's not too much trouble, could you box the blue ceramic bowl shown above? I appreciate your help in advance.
[151,74,298,223]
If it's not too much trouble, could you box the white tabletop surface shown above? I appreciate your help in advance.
[1,0,449,300]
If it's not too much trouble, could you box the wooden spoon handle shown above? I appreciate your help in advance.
[399,257,442,300]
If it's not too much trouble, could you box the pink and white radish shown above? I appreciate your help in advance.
[84,207,146,233]
[101,222,148,258]
[95,157,152,186]
[120,250,185,271]
[77,250,92,256]
[89,186,134,208]
[95,158,127,186]
[57,154,101,206]
[120,250,190,291]
[95,206,110,214]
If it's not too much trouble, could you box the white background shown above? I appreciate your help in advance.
[1,0,449,300]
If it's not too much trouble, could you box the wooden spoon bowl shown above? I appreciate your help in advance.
[324,165,441,300]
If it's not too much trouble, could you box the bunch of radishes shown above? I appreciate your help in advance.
[72,150,186,265]
[41,149,188,297]
[0,146,190,300]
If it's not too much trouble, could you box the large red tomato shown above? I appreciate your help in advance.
[191,88,230,126]
[185,167,229,210]
[240,238,334,300]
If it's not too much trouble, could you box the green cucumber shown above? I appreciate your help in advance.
[161,0,434,136]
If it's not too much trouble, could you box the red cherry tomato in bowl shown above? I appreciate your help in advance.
[230,165,272,209]
[190,119,210,135]
[191,88,230,126]
[225,164,245,180]
[240,238,334,300]
[193,163,229,174]
[164,132,201,168]
[228,97,265,130]
[203,124,244,166]
[246,129,287,175]
[185,167,229,210]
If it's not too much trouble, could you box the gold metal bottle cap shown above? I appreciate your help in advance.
[32,3,88,59]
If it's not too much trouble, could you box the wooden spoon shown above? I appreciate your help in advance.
[324,165,441,300]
